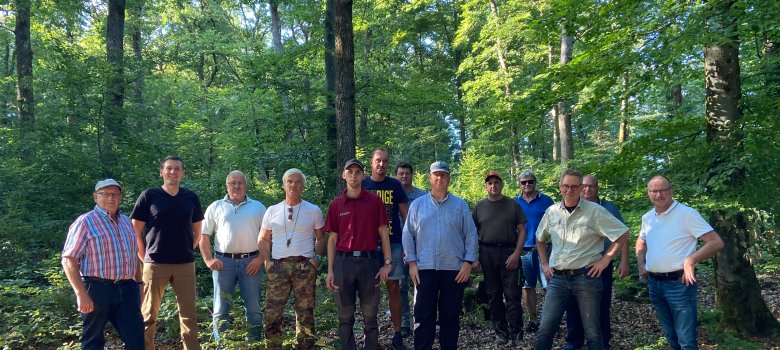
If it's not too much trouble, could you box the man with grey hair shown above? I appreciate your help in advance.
[199,170,267,344]
[535,169,629,350]
[259,168,326,350]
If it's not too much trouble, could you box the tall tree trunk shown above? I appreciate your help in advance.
[324,0,338,195]
[548,44,559,161]
[488,0,519,173]
[618,74,628,143]
[453,5,466,152]
[14,0,35,160]
[334,0,356,187]
[704,0,780,336]
[129,0,144,106]
[102,0,125,177]
[269,1,283,52]
[558,24,573,163]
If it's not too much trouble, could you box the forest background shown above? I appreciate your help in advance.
[1,0,779,348]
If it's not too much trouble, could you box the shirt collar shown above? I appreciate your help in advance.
[93,205,121,219]
[655,201,679,216]
[223,194,250,206]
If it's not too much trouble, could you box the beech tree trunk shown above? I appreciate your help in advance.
[549,44,559,161]
[334,0,356,187]
[558,25,573,162]
[618,74,628,143]
[324,0,338,195]
[102,0,125,177]
[704,0,780,336]
[15,0,35,160]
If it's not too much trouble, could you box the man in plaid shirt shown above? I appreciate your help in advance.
[62,178,143,350]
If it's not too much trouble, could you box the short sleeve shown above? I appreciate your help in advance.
[130,190,151,222]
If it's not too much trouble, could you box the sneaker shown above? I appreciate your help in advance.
[400,326,412,338]
[524,321,539,333]
[494,334,508,346]
[392,332,407,350]
[509,331,524,343]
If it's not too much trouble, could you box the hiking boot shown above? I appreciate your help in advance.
[392,332,407,350]
[494,334,509,346]
[524,320,539,333]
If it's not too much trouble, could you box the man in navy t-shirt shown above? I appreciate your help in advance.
[362,148,409,350]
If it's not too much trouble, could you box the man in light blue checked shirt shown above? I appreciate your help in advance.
[402,161,478,350]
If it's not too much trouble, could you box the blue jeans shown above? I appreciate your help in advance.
[522,247,549,289]
[212,255,263,342]
[80,278,144,350]
[414,270,466,350]
[565,261,614,349]
[648,276,698,350]
[535,272,603,350]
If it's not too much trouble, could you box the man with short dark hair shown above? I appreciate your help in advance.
[473,171,527,345]
[637,175,723,350]
[363,148,409,350]
[403,161,478,350]
[62,179,144,350]
[514,170,554,333]
[199,170,266,344]
[325,159,392,350]
[534,169,629,350]
[132,156,204,350]
[394,161,427,338]
[563,174,629,350]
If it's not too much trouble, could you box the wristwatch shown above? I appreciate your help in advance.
[384,259,392,265]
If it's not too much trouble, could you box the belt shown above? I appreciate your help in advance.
[216,251,259,259]
[553,267,588,276]
[82,276,136,285]
[336,250,377,258]
[479,242,517,247]
[648,270,683,280]
[274,256,308,263]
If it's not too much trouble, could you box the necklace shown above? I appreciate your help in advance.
[284,204,300,248]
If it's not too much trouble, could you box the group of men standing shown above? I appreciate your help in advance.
[61,153,723,350]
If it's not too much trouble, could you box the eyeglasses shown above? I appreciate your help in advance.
[560,184,580,191]
[288,207,294,221]
[520,180,536,185]
[582,184,598,189]
[96,192,122,199]
[648,187,671,195]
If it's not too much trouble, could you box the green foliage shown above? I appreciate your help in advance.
[699,309,763,350]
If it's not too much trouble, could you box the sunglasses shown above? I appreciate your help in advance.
[520,180,536,185]
[288,207,294,221]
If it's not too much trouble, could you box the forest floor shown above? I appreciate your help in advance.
[105,272,780,350]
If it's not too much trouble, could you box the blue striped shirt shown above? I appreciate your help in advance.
[62,205,139,280]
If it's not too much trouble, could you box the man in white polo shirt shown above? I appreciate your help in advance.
[199,170,267,344]
[637,175,723,350]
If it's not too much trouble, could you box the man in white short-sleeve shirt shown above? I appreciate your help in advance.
[200,170,267,343]
[258,168,326,350]
[637,175,723,350]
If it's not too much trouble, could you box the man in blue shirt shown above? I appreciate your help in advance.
[403,161,478,350]
[514,170,554,333]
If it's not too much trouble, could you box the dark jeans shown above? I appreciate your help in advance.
[80,278,144,350]
[333,254,381,350]
[414,269,466,350]
[565,261,613,348]
[535,272,603,350]
[479,244,524,337]
[648,276,698,350]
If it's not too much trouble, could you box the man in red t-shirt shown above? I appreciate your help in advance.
[325,158,392,350]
